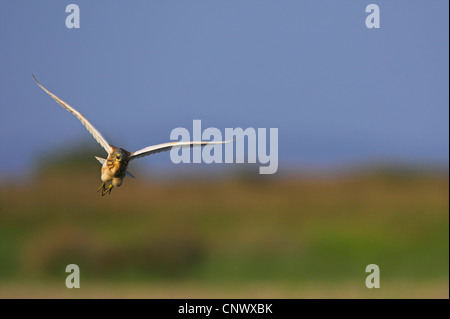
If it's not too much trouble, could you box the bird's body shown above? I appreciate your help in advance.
[102,147,130,187]
[33,75,231,196]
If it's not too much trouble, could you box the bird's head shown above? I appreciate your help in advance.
[113,149,124,162]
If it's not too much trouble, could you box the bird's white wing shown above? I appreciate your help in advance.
[33,75,112,154]
[95,156,106,165]
[130,140,233,161]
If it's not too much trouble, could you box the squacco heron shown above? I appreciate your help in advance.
[33,75,231,196]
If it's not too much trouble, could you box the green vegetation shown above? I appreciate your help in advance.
[0,157,448,298]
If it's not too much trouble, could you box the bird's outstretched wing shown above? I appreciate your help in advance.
[130,140,233,161]
[33,75,112,154]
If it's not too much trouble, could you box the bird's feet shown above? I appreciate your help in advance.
[103,185,113,196]
[97,182,113,196]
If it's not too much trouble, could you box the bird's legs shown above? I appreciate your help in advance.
[97,182,113,196]
[97,182,106,194]
[103,185,113,196]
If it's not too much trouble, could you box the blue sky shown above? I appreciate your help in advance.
[0,1,448,175]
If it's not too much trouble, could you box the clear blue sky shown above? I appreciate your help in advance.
[0,1,448,175]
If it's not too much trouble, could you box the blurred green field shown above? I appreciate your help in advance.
[0,157,448,298]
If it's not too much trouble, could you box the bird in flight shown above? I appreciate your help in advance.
[33,75,231,196]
